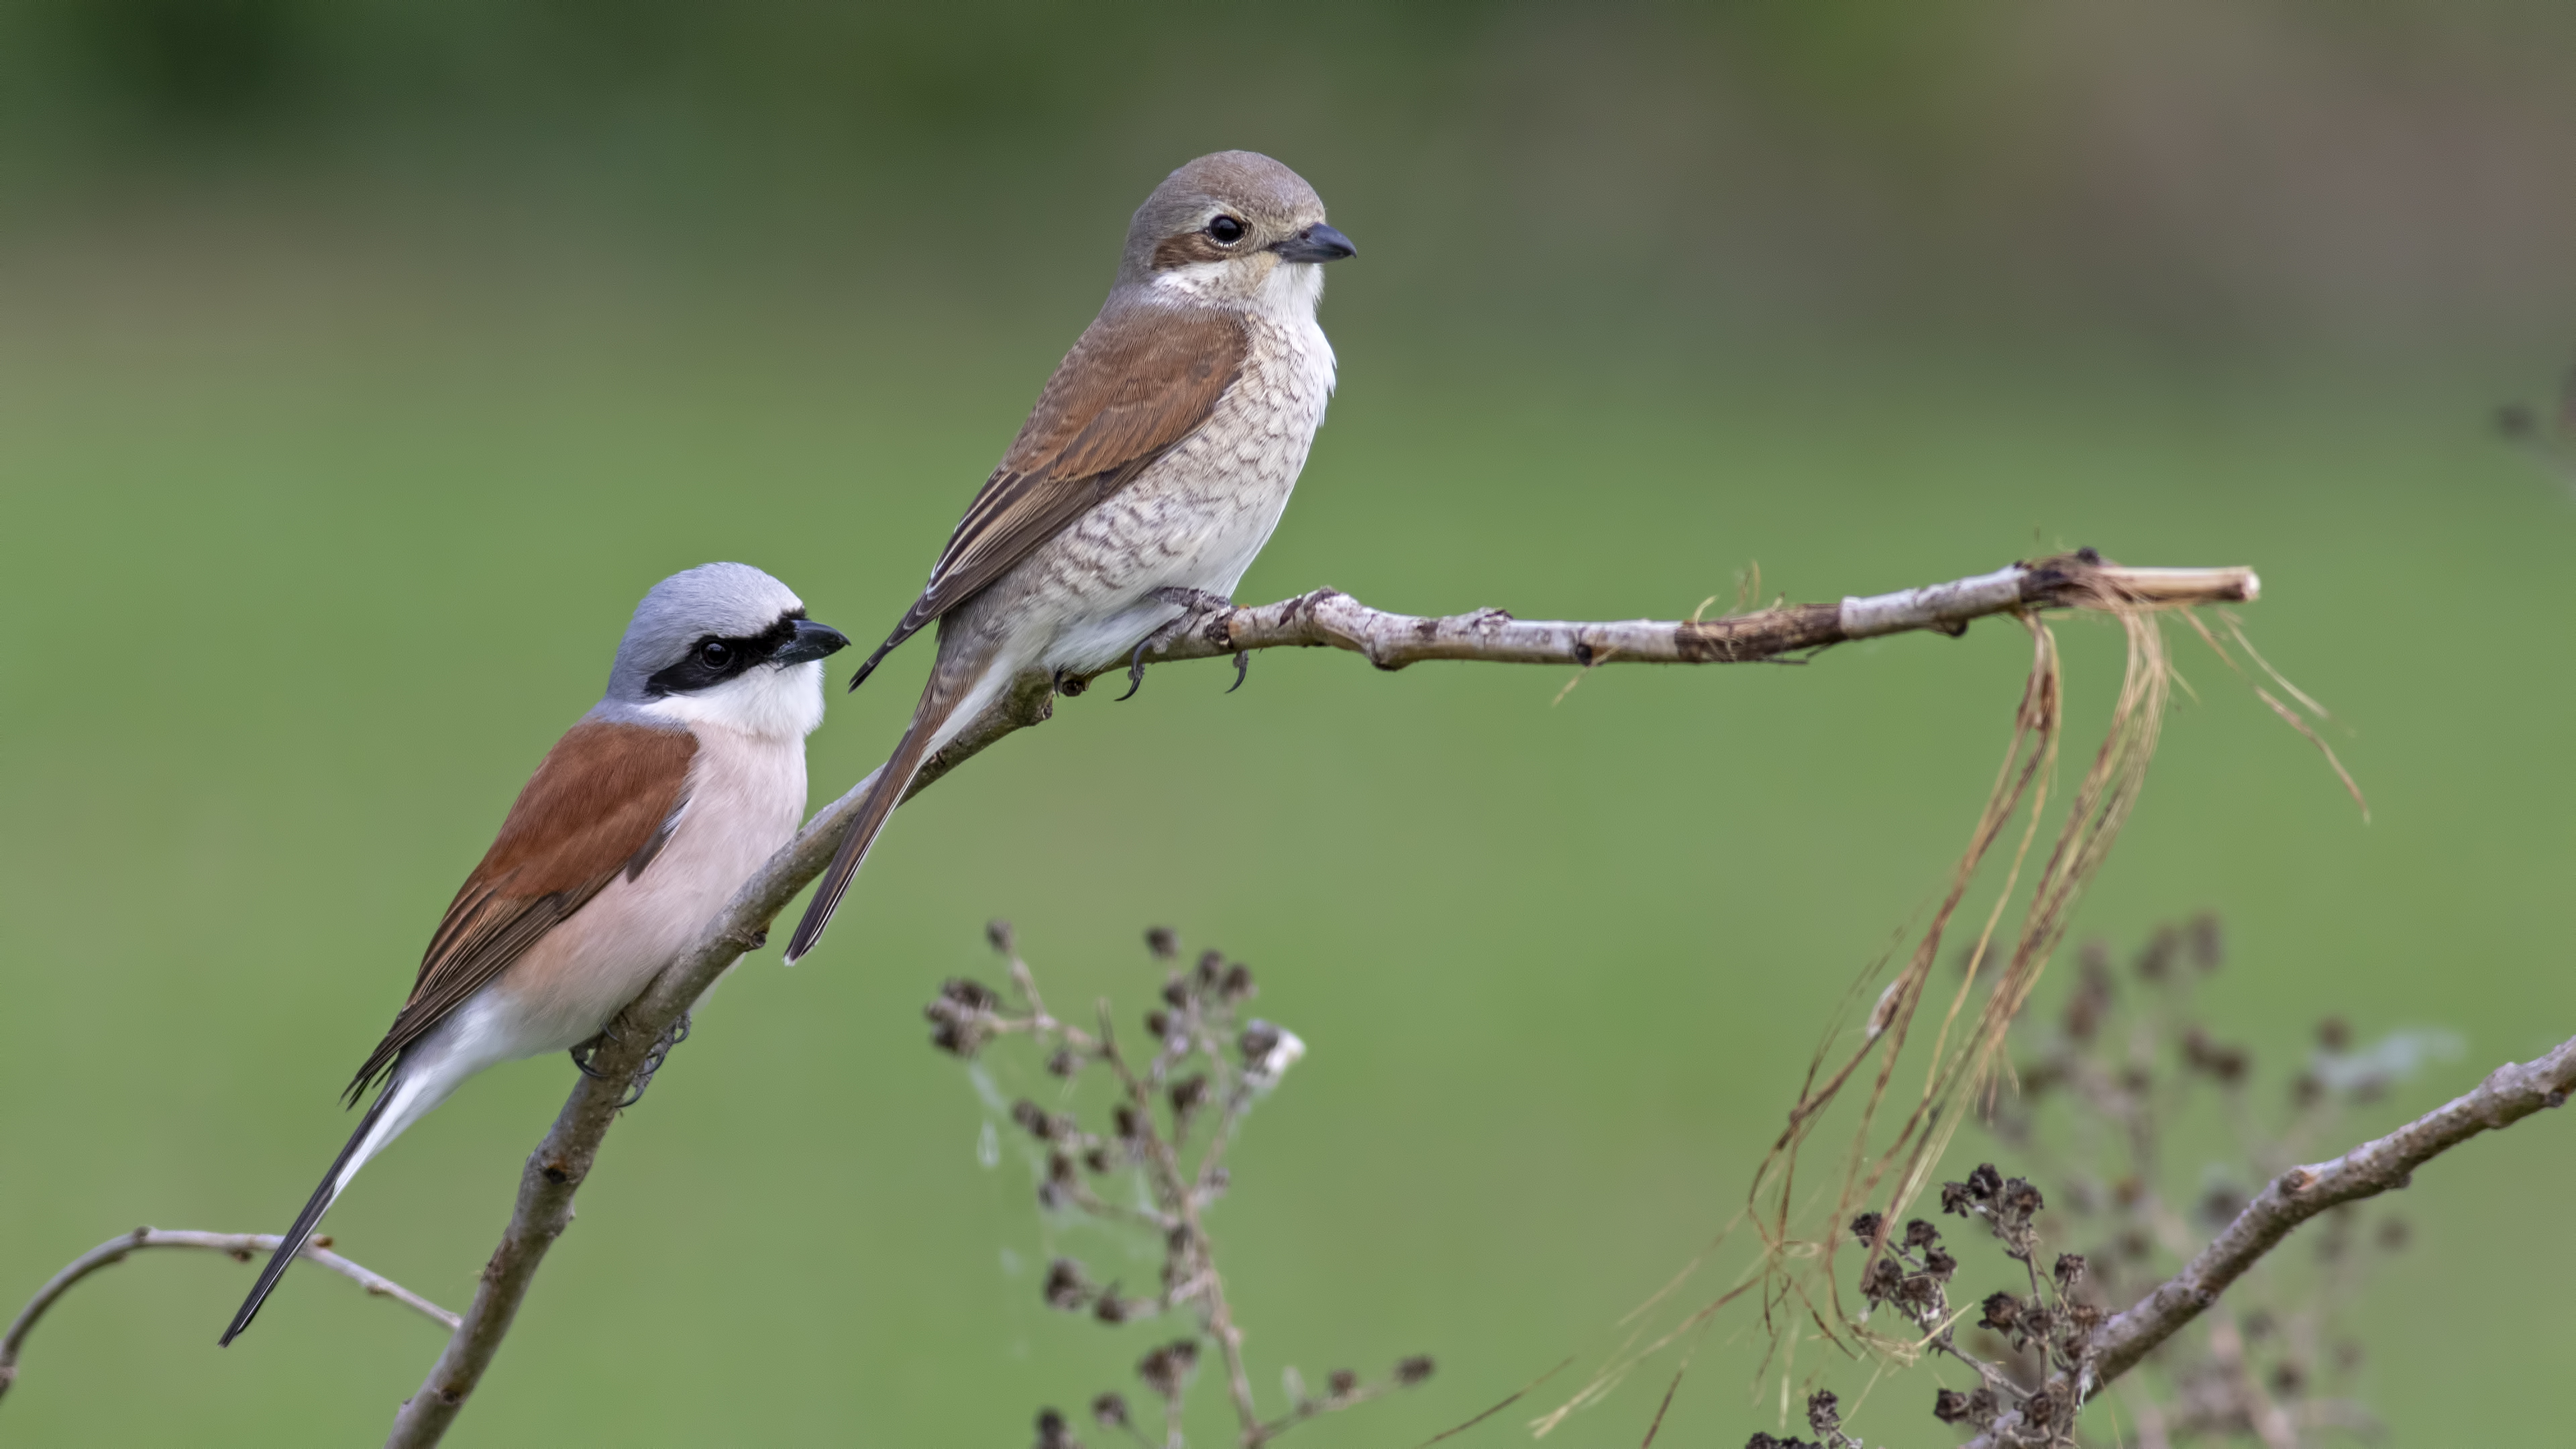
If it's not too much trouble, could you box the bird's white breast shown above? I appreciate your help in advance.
[492,702,814,1052]
[1028,264,1337,676]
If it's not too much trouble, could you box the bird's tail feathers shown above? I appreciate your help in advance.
[785,665,978,963]
[219,1081,402,1345]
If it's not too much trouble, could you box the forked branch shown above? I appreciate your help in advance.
[378,550,2259,1447]
[1,1228,455,1401]
[1960,1032,2575,1448]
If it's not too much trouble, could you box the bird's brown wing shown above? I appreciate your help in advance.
[850,305,1249,683]
[342,720,697,1101]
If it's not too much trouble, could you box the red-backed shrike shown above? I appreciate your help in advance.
[221,563,847,1343]
[783,150,1354,963]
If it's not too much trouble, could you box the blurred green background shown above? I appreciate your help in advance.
[3,1,2573,1444]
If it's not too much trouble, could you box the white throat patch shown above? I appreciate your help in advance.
[640,660,828,739]
[1151,257,1328,319]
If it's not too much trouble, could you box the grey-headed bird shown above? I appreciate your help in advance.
[221,563,847,1344]
[783,150,1354,963]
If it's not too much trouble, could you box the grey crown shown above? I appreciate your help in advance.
[603,562,807,705]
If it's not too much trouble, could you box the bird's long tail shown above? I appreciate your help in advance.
[785,663,974,964]
[219,1074,407,1344]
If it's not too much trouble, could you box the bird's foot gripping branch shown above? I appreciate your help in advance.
[2,549,2263,1446]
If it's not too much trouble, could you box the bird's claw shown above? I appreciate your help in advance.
[1115,637,1150,702]
[1118,589,1246,699]
[617,1013,692,1109]
[574,1013,692,1106]
[1226,650,1249,694]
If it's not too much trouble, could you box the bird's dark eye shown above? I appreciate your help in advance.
[1207,215,1246,245]
[698,640,732,669]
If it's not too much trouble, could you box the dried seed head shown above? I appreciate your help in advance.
[1968,1163,2003,1200]
[942,977,1002,1011]
[1195,949,1225,989]
[1032,1406,1076,1449]
[1860,1256,1904,1305]
[1806,1389,1842,1438]
[2270,1361,2305,1395]
[1012,1099,1053,1140]
[1046,1047,1081,1078]
[1240,1022,1305,1081]
[1849,1211,1886,1246]
[1094,1291,1129,1325]
[1894,1269,1943,1314]
[1145,927,1179,960]
[1143,1009,1170,1039]
[1167,1074,1209,1118]
[1327,1369,1358,1398]
[2183,1028,2251,1084]
[1043,1259,1089,1311]
[2025,1387,2058,1425]
[1240,1021,1282,1063]
[1161,977,1191,1009]
[2317,1016,2351,1052]
[2135,924,2179,980]
[2188,912,2222,970]
[1137,1344,1184,1399]
[987,920,1016,956]
[2053,1252,2088,1290]
[1903,1218,1940,1250]
[1220,963,1255,1000]
[1999,1177,2044,1218]
[1113,1106,1142,1141]
[1083,1146,1111,1175]
[1980,1292,2023,1332]
[1923,1246,1957,1279]
[1395,1355,1436,1386]
[1048,1151,1077,1185]
[1091,1393,1130,1428]
[1966,1387,1999,1426]
[2064,949,2114,1042]
[1933,1389,1974,1424]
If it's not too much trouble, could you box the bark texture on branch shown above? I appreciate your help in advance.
[1125,557,2255,673]
[377,551,2257,1447]
[1962,1032,2576,1448]
[1,1228,454,1401]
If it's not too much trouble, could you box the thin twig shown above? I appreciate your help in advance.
[1960,1032,2576,1448]
[379,551,2257,1446]
[2,1228,455,1399]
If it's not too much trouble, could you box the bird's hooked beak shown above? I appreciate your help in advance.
[1272,223,1357,264]
[772,619,851,666]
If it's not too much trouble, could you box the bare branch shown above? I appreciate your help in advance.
[1961,1033,2576,1447]
[1128,557,2254,674]
[2,1228,455,1400]
[380,551,2255,1446]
